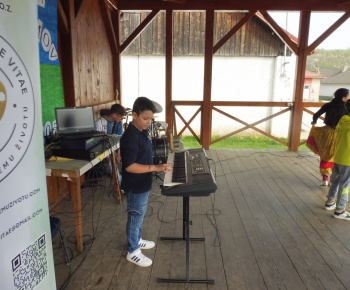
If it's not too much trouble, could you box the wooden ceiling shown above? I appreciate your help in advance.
[116,0,350,11]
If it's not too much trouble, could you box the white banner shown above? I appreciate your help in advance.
[0,1,56,289]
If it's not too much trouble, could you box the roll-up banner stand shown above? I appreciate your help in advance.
[0,1,56,289]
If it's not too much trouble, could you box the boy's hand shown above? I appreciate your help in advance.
[156,163,173,174]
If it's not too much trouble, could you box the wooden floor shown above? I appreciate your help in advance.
[52,149,350,290]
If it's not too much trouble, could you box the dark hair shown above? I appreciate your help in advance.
[132,97,156,116]
[325,88,349,128]
[100,103,126,117]
[332,88,349,103]
[345,99,350,114]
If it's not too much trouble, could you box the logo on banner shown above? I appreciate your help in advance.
[0,36,35,182]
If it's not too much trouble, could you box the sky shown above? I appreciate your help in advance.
[269,12,350,50]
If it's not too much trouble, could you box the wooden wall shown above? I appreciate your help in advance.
[120,11,290,56]
[59,0,117,111]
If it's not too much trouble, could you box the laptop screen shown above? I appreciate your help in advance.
[55,106,96,135]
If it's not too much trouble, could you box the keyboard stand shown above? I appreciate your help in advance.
[157,196,215,285]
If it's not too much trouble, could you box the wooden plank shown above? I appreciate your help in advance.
[173,11,179,55]
[213,11,255,54]
[239,164,306,288]
[157,12,165,55]
[140,12,152,55]
[189,12,196,54]
[120,10,160,53]
[152,12,159,54]
[260,151,347,289]
[234,170,289,289]
[224,171,267,288]
[183,11,190,55]
[208,175,246,288]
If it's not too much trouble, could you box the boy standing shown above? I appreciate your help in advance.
[120,97,172,267]
[324,99,350,220]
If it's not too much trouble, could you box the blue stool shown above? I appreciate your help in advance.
[50,216,71,265]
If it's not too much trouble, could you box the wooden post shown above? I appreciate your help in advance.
[201,10,214,149]
[69,177,83,252]
[289,11,310,151]
[59,0,77,107]
[165,10,173,139]
[112,9,122,103]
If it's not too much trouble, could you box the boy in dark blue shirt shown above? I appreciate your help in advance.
[120,97,172,267]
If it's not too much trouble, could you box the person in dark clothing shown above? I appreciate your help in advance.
[307,88,350,185]
[120,96,172,267]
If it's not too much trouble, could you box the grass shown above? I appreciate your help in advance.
[181,135,309,150]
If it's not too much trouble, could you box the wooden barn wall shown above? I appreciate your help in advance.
[120,11,289,56]
[73,0,114,107]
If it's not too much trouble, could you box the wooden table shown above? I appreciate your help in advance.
[45,146,121,252]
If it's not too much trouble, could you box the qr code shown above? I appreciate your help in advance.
[12,234,48,290]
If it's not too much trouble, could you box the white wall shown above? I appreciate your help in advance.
[320,84,344,98]
[121,54,297,138]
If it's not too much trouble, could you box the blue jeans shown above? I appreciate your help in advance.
[327,163,350,210]
[126,190,150,253]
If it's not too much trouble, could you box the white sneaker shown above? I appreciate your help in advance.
[333,209,350,220]
[139,238,155,249]
[126,249,152,267]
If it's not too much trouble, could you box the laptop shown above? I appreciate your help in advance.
[55,106,106,139]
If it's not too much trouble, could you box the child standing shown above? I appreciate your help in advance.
[324,98,350,220]
[120,97,172,267]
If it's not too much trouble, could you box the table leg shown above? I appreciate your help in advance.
[110,151,121,204]
[69,177,83,252]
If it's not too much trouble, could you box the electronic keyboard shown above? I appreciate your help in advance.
[162,148,217,197]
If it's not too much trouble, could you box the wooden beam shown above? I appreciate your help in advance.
[213,11,256,54]
[59,0,77,107]
[106,0,118,10]
[289,11,311,151]
[177,107,201,137]
[172,100,202,106]
[259,10,299,55]
[116,0,350,11]
[211,101,290,106]
[165,10,173,139]
[99,0,119,55]
[111,9,122,103]
[175,108,201,143]
[201,10,215,149]
[57,0,69,35]
[307,11,350,54]
[120,10,160,53]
